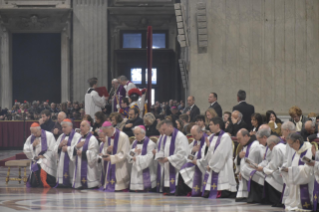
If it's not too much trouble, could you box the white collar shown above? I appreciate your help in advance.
[238,100,246,104]
[210,101,216,106]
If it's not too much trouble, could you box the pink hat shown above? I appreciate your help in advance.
[137,125,146,131]
[102,121,112,128]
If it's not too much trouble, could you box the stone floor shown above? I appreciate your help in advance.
[0,151,284,212]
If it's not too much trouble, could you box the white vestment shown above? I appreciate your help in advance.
[84,88,106,121]
[157,131,188,191]
[197,133,237,192]
[101,130,131,191]
[23,131,57,177]
[128,138,157,190]
[54,132,82,185]
[124,82,136,97]
[235,140,263,198]
[313,151,319,206]
[72,135,100,188]
[281,142,314,211]
[263,143,286,192]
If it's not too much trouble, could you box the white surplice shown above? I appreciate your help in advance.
[23,130,57,177]
[124,82,136,97]
[101,130,131,191]
[235,140,263,198]
[54,132,82,185]
[313,151,319,206]
[157,131,188,191]
[72,135,100,188]
[197,133,237,192]
[84,88,106,121]
[281,142,314,211]
[128,138,157,190]
[263,143,286,192]
[281,142,296,203]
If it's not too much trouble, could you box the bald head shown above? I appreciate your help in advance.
[236,128,250,146]
[256,124,271,146]
[191,125,203,141]
[57,112,67,123]
[305,120,315,134]
[231,110,243,124]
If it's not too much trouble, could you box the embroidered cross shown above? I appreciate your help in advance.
[64,173,68,179]
[303,202,310,208]
[170,178,175,184]
[315,194,318,201]
[110,179,115,185]
[193,185,199,192]
[203,181,207,185]
[81,178,87,184]
[211,183,217,190]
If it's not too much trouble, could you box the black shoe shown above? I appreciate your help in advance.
[235,198,247,202]
[271,203,284,208]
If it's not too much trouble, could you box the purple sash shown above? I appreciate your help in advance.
[180,133,207,196]
[313,154,319,211]
[131,137,151,190]
[73,133,92,188]
[103,129,120,192]
[113,85,125,112]
[292,150,312,210]
[244,140,255,192]
[156,135,166,192]
[99,142,106,186]
[60,130,75,186]
[201,131,225,198]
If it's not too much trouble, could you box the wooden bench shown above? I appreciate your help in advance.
[5,160,31,185]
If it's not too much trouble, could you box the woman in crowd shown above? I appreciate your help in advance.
[110,112,127,131]
[176,119,184,134]
[143,112,159,136]
[223,111,231,123]
[266,110,282,136]
[205,108,218,129]
[250,113,263,135]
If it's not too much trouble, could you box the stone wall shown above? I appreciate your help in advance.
[183,0,319,115]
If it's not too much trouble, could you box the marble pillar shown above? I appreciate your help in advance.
[61,28,70,102]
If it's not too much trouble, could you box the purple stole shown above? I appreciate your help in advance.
[180,134,207,196]
[131,137,151,190]
[244,140,255,192]
[201,131,225,199]
[73,133,92,188]
[99,142,106,186]
[59,130,75,186]
[292,149,312,210]
[313,154,319,211]
[113,85,125,112]
[26,130,48,188]
[102,129,120,192]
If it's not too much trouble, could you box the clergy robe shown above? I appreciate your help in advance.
[281,142,314,211]
[112,85,126,112]
[72,133,100,189]
[124,81,136,97]
[156,130,189,193]
[263,143,286,205]
[23,130,57,187]
[177,133,207,196]
[100,129,131,191]
[128,137,157,191]
[54,130,82,187]
[198,132,237,197]
[235,138,263,200]
[312,151,319,211]
[84,88,106,121]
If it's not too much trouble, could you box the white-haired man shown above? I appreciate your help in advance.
[52,111,66,140]
[154,120,188,195]
[111,78,126,113]
[226,110,248,136]
[55,119,82,188]
[118,75,136,97]
[23,122,57,188]
[128,125,157,191]
[99,121,130,192]
[72,120,99,189]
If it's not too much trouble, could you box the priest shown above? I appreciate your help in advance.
[198,117,237,198]
[112,79,126,112]
[281,132,314,211]
[155,120,189,195]
[72,120,100,189]
[23,122,57,188]
[176,125,208,196]
[235,129,263,203]
[55,119,82,188]
[128,125,157,191]
[100,121,131,192]
[118,75,136,97]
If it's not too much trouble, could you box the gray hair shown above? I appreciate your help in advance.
[287,132,304,145]
[192,125,202,134]
[143,113,156,125]
[266,135,281,146]
[112,78,118,82]
[30,126,41,131]
[61,121,73,127]
[118,75,127,81]
[257,127,271,138]
[132,126,146,135]
[233,110,243,120]
[281,121,296,132]
[240,128,249,137]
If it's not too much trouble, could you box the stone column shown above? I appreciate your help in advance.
[61,26,70,102]
[0,27,12,109]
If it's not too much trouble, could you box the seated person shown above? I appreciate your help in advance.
[122,108,143,137]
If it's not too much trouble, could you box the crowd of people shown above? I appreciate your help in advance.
[20,75,319,211]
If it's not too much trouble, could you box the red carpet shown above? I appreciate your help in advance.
[0,152,28,167]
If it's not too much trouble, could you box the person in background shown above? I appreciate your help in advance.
[52,112,66,140]
[232,90,255,130]
[110,112,127,131]
[266,110,282,136]
[183,96,200,122]
[208,92,222,117]
[250,113,263,135]
[223,111,231,123]
[205,108,218,129]
[122,108,143,137]
[288,106,307,132]
[143,112,159,137]
[40,109,55,132]
[93,111,106,137]
[195,115,207,131]
[179,114,190,134]
[175,119,184,134]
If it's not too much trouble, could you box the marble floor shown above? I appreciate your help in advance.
[0,151,284,212]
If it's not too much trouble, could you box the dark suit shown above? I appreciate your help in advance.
[209,101,222,117]
[225,120,248,136]
[122,117,144,137]
[184,105,200,122]
[232,101,255,131]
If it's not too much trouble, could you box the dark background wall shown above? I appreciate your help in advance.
[12,33,61,103]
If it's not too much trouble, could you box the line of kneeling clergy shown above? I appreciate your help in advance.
[23,117,319,211]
